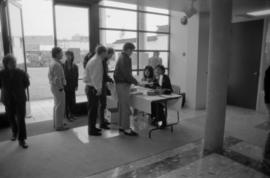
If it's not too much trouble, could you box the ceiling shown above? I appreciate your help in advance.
[109,0,270,21]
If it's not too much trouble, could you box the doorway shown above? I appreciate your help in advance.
[227,20,264,109]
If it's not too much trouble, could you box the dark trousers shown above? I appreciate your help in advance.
[151,102,166,125]
[85,86,99,133]
[65,89,76,117]
[99,89,107,125]
[5,100,27,141]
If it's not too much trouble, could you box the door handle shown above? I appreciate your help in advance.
[253,72,258,76]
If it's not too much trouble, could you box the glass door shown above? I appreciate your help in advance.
[54,5,90,96]
[7,0,27,71]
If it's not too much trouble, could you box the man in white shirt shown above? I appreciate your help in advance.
[84,45,107,136]
[148,51,162,69]
[48,47,68,131]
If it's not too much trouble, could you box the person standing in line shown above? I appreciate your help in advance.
[99,47,115,130]
[114,42,138,136]
[148,51,162,69]
[84,45,107,136]
[64,51,78,121]
[0,54,30,148]
[48,47,69,131]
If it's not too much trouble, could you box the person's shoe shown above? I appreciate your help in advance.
[122,129,138,136]
[119,128,124,133]
[19,140,28,149]
[104,120,111,125]
[159,122,167,129]
[11,135,16,141]
[100,124,110,130]
[56,126,69,131]
[94,127,102,132]
[89,131,102,136]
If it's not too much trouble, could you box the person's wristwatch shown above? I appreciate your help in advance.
[59,88,63,92]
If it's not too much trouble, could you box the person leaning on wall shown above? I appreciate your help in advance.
[0,54,30,148]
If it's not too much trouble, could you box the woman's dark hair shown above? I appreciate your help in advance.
[65,50,74,61]
[155,64,166,74]
[107,47,115,55]
[2,54,15,70]
[143,65,154,79]
[51,47,62,58]
[123,42,135,51]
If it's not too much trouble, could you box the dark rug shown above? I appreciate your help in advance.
[0,116,88,142]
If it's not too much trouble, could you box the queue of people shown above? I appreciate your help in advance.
[0,42,170,149]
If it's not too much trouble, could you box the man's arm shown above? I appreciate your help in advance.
[23,71,30,88]
[91,60,103,94]
[75,64,79,89]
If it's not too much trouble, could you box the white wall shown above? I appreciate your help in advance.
[169,10,188,92]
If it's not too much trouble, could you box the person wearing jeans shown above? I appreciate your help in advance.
[84,45,107,136]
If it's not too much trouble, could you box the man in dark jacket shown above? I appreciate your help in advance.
[99,47,114,129]
[114,42,138,136]
[0,54,30,148]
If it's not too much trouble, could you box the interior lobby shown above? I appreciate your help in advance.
[0,0,270,177]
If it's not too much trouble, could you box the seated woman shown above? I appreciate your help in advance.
[151,65,173,128]
[141,65,154,88]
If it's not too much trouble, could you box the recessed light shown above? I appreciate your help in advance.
[247,9,270,16]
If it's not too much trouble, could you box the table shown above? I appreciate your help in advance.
[130,86,182,138]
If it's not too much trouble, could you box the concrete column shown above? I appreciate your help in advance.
[204,0,232,152]
[185,12,209,109]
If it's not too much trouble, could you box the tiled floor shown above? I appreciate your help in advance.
[1,98,270,178]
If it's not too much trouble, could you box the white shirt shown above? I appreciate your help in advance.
[159,75,164,87]
[83,54,103,91]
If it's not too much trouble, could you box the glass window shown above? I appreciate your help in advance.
[100,8,137,30]
[21,0,54,100]
[100,0,137,10]
[138,33,169,50]
[8,2,25,67]
[139,13,169,32]
[100,30,137,50]
[139,51,168,69]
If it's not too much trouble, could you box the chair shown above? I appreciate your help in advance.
[172,84,186,108]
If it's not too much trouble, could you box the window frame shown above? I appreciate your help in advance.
[99,2,171,75]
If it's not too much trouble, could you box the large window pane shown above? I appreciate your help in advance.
[21,0,54,100]
[139,33,169,50]
[55,5,89,96]
[139,51,168,69]
[100,0,137,10]
[139,13,169,32]
[100,30,137,50]
[8,3,25,68]
[100,8,137,30]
